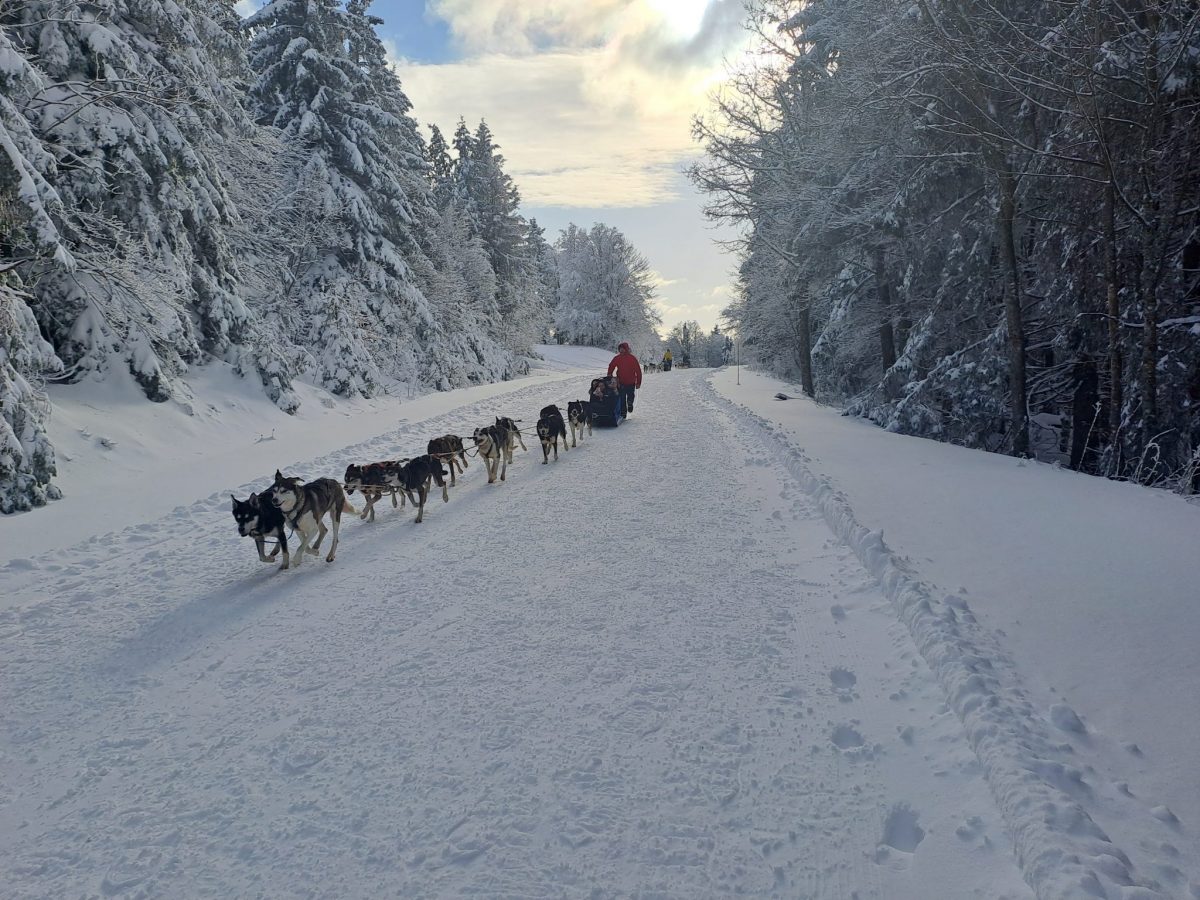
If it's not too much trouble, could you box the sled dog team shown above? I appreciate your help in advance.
[231,403,595,570]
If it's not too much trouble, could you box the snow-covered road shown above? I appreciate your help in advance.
[4,368,1035,897]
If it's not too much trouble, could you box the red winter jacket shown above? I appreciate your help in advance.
[608,348,643,387]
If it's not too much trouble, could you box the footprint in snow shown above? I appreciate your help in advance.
[831,724,865,750]
[880,803,925,854]
[829,667,857,691]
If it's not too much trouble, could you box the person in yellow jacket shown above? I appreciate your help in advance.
[662,348,673,372]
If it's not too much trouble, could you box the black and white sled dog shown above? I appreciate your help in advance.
[231,492,289,566]
[472,423,508,483]
[567,400,591,448]
[427,434,468,487]
[343,459,409,522]
[268,470,356,567]
[536,404,569,464]
[494,416,527,463]
[393,454,449,523]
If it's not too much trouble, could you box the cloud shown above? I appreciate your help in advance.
[393,1,752,208]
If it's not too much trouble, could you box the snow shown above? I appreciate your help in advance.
[0,354,1195,897]
[711,366,1200,898]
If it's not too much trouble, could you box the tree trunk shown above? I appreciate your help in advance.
[1102,179,1123,473]
[792,290,815,398]
[1070,355,1100,472]
[996,167,1030,457]
[1139,269,1159,453]
[873,246,897,375]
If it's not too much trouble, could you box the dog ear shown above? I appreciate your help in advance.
[231,494,238,510]
[274,469,283,482]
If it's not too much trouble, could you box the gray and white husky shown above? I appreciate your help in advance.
[494,416,527,463]
[268,470,356,567]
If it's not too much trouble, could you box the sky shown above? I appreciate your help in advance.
[239,0,752,335]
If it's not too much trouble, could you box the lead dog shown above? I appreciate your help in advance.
[427,434,468,486]
[567,400,591,448]
[472,424,508,483]
[268,470,355,567]
[536,404,568,464]
[393,454,449,522]
[231,492,289,566]
[343,459,409,522]
[495,416,527,463]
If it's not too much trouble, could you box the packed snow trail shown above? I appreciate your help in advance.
[2,368,1033,897]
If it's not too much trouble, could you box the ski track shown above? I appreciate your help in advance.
[1,370,1032,898]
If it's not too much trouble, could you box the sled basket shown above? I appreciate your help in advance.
[589,376,622,427]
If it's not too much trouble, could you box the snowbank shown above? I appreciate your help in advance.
[709,367,1200,900]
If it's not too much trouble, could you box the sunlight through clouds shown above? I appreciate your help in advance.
[392,0,749,208]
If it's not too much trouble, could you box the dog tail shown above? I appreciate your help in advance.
[342,498,358,515]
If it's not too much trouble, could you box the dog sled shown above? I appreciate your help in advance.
[589,376,623,427]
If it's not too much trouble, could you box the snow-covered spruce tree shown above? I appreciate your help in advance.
[526,218,559,343]
[445,118,549,357]
[420,122,522,381]
[411,201,512,388]
[0,278,63,513]
[1,0,265,402]
[244,0,442,396]
[0,26,69,512]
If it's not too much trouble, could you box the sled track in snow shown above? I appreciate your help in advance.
[703,376,1174,900]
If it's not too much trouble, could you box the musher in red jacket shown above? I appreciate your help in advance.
[607,341,642,418]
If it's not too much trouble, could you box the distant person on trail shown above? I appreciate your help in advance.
[662,349,673,372]
[607,341,642,419]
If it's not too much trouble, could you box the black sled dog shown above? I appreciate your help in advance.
[268,471,356,568]
[567,400,591,448]
[231,492,289,566]
[427,434,469,487]
[392,454,449,523]
[343,459,409,522]
[536,404,569,464]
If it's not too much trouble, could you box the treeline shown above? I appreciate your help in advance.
[693,0,1200,487]
[0,0,659,513]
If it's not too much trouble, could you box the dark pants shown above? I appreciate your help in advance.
[619,384,636,416]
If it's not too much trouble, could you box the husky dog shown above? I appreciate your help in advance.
[426,434,468,486]
[567,400,591,448]
[494,416,527,463]
[472,424,508,484]
[231,492,289,567]
[536,404,568,464]
[343,460,409,522]
[268,471,356,568]
[392,454,448,523]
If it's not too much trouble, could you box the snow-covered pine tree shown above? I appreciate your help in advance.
[0,26,69,512]
[244,0,442,395]
[2,0,258,402]
[526,218,559,343]
[426,124,455,209]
